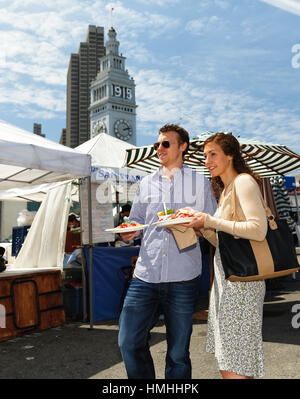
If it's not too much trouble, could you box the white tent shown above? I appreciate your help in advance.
[75,132,135,168]
[0,120,91,269]
[75,132,148,204]
[0,180,77,202]
[75,133,148,328]
[0,120,90,189]
[75,133,147,245]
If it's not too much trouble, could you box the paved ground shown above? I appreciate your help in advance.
[0,275,299,380]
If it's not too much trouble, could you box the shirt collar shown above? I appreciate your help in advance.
[155,164,189,178]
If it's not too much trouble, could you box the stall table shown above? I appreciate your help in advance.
[0,268,65,342]
[84,240,211,323]
[84,246,140,322]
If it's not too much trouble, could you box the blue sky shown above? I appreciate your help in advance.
[0,0,300,157]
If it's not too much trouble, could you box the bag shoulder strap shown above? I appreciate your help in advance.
[231,173,277,229]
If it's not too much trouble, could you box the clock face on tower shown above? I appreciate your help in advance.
[92,120,107,137]
[114,119,132,141]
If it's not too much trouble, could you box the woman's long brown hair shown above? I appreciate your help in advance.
[203,133,260,199]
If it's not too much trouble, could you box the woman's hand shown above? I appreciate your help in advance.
[180,212,207,230]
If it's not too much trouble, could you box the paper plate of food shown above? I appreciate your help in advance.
[105,221,148,234]
[152,207,197,228]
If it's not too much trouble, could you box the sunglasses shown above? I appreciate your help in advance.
[153,141,170,150]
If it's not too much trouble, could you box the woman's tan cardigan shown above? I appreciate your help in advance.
[202,174,268,247]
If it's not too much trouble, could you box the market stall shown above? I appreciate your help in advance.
[0,132,148,328]
[74,133,148,326]
[0,120,91,341]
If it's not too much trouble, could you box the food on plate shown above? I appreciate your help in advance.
[157,207,196,221]
[175,207,196,218]
[157,208,175,220]
[105,221,146,233]
[118,221,143,229]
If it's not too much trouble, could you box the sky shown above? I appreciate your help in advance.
[0,0,300,159]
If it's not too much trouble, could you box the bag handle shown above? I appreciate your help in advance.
[230,174,277,230]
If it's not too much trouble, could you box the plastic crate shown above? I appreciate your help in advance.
[11,226,31,256]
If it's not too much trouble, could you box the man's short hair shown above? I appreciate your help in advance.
[159,124,190,158]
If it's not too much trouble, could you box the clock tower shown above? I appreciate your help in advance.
[89,27,137,144]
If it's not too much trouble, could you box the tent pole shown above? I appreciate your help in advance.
[294,190,300,226]
[87,176,94,330]
[78,180,88,323]
[81,247,88,322]
[116,190,120,213]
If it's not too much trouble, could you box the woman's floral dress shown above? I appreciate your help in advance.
[205,207,266,378]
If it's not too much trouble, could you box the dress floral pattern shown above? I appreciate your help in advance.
[205,208,266,378]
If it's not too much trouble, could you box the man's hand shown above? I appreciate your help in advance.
[120,230,141,242]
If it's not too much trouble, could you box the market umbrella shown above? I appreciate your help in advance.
[270,175,296,231]
[126,133,300,178]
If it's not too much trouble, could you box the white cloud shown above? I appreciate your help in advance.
[103,3,181,39]
[134,0,180,6]
[0,0,180,75]
[194,0,230,9]
[0,5,88,89]
[185,15,225,36]
[0,30,68,85]
[0,0,181,122]
[124,42,155,64]
[259,0,300,16]
[0,0,299,157]
[134,68,300,152]
[214,0,230,8]
[16,107,59,120]
[0,80,65,113]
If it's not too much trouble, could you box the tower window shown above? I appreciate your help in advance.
[93,84,107,102]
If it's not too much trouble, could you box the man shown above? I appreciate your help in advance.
[64,214,81,266]
[114,203,134,247]
[119,203,131,221]
[118,124,216,379]
[114,203,132,227]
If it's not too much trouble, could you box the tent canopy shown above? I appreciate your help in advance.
[0,180,77,202]
[75,133,148,202]
[126,133,300,178]
[75,132,135,168]
[0,120,91,192]
[0,120,91,270]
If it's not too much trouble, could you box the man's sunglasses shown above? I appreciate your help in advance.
[153,141,170,150]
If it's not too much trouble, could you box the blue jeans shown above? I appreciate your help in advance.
[118,275,200,379]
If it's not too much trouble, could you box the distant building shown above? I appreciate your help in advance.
[59,128,67,146]
[33,123,45,138]
[62,25,105,148]
[89,27,137,145]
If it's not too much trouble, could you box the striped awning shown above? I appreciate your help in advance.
[125,134,300,178]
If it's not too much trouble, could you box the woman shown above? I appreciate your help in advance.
[185,133,267,379]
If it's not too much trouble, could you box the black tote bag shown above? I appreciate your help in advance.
[217,176,299,282]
